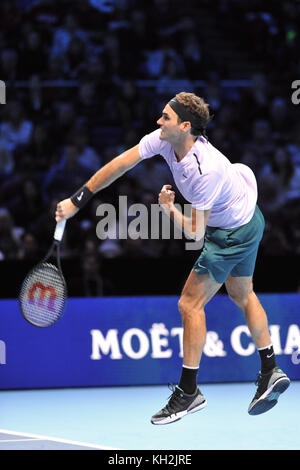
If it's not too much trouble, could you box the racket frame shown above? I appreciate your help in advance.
[19,222,68,327]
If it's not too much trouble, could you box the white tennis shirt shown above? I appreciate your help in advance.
[139,128,257,228]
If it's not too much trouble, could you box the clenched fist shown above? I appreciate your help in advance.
[158,185,175,210]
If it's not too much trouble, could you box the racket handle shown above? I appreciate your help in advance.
[54,219,66,242]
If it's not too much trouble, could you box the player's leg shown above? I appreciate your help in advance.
[151,271,222,425]
[225,274,290,415]
[225,274,271,348]
[178,270,222,367]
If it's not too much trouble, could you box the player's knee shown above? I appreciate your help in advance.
[178,295,203,323]
[228,289,252,310]
[178,296,186,315]
[178,296,191,322]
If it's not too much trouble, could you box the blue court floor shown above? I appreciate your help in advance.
[0,382,299,450]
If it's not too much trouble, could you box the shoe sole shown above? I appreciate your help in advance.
[248,377,290,416]
[151,400,207,425]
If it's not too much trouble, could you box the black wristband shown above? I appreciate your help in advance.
[70,185,93,209]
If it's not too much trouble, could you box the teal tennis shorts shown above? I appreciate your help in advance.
[193,205,265,284]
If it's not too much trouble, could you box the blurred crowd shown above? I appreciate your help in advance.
[0,0,299,295]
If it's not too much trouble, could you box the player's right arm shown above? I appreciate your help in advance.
[86,144,141,193]
[55,144,141,222]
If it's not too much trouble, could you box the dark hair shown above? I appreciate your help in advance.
[175,92,212,137]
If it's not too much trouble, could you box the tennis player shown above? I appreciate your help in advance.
[55,92,290,424]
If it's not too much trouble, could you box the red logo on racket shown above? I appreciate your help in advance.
[28,282,56,310]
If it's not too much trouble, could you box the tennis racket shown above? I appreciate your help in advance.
[19,220,67,327]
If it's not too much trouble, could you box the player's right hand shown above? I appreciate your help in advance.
[55,198,79,222]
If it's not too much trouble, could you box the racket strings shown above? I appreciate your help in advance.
[19,263,67,327]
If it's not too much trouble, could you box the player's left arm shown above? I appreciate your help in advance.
[158,185,211,245]
[190,207,211,243]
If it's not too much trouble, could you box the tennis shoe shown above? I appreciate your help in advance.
[151,383,207,425]
[248,367,290,416]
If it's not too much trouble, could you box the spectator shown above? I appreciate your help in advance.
[18,30,47,79]
[156,57,189,95]
[244,120,275,170]
[145,45,185,79]
[0,49,19,81]
[0,0,298,274]
[18,123,56,174]
[0,1,21,41]
[42,142,92,204]
[115,80,141,125]
[84,54,106,83]
[75,81,101,128]
[51,14,89,58]
[238,73,269,125]
[65,37,87,79]
[18,232,41,260]
[204,78,222,113]
[46,55,67,80]
[51,102,77,148]
[181,32,203,79]
[25,75,45,121]
[0,141,14,178]
[101,32,121,77]
[8,178,44,230]
[286,123,300,167]
[72,128,102,173]
[124,9,150,72]
[269,97,291,138]
[240,148,259,174]
[0,101,33,152]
